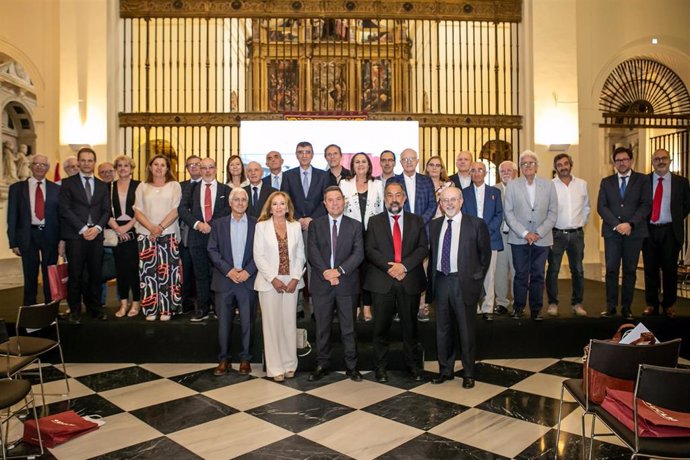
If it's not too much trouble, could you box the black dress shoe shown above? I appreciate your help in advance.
[600,310,616,318]
[411,369,424,382]
[68,314,81,325]
[531,313,543,321]
[495,305,509,315]
[346,369,363,382]
[511,310,523,320]
[622,311,634,321]
[483,313,494,321]
[462,377,475,389]
[431,374,454,384]
[374,369,388,383]
[308,365,329,382]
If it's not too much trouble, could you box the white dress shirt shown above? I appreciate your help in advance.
[28,177,46,225]
[436,212,462,273]
[474,183,486,219]
[525,179,536,208]
[552,176,590,229]
[196,179,218,227]
[403,174,416,214]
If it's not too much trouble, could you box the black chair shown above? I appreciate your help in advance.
[592,364,690,459]
[555,338,681,459]
[0,379,44,460]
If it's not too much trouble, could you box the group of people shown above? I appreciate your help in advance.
[6,141,689,388]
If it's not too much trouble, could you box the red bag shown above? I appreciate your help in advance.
[23,410,99,448]
[47,262,68,301]
[601,389,690,438]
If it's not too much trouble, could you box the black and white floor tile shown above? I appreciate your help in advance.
[7,357,689,459]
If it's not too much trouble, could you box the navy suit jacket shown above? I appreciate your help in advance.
[244,183,273,219]
[597,171,652,239]
[461,184,504,251]
[58,174,110,240]
[178,181,231,247]
[648,172,690,246]
[281,166,328,219]
[207,214,257,293]
[390,173,437,226]
[7,179,61,251]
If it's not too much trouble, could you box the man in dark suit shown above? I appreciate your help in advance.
[307,186,365,382]
[461,161,503,321]
[207,187,257,376]
[179,157,231,322]
[179,155,202,314]
[390,148,437,226]
[448,151,473,189]
[642,148,690,318]
[7,154,62,305]
[324,144,351,186]
[597,146,652,320]
[58,147,110,322]
[262,150,284,190]
[364,181,429,383]
[429,186,491,388]
[244,161,273,218]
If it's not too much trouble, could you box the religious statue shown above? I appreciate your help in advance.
[16,144,32,180]
[2,141,32,183]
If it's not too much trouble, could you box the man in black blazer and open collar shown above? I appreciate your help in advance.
[7,154,62,305]
[597,146,652,320]
[179,157,231,322]
[59,147,110,322]
[307,186,365,382]
[244,161,273,219]
[428,187,491,389]
[364,181,428,383]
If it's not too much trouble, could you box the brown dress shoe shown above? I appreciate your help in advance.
[239,360,251,374]
[213,361,228,376]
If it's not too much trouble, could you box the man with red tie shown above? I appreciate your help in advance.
[642,148,690,318]
[7,154,63,305]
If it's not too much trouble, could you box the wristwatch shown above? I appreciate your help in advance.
[337,266,345,275]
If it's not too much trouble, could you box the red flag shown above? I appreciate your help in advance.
[53,163,61,182]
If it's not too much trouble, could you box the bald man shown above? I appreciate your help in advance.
[262,150,284,190]
[244,161,273,218]
[449,151,473,189]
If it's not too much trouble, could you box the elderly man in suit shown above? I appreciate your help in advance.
[493,160,517,315]
[504,150,558,321]
[429,186,491,388]
[308,186,365,382]
[59,147,111,322]
[179,157,232,322]
[7,154,63,305]
[263,150,284,190]
[244,161,273,218]
[390,148,437,227]
[642,148,690,318]
[449,151,473,189]
[364,181,428,383]
[179,155,202,314]
[461,161,504,321]
[207,187,257,376]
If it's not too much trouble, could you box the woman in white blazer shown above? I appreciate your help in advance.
[253,191,305,381]
[339,153,383,321]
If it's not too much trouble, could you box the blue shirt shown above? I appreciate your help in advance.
[230,213,248,270]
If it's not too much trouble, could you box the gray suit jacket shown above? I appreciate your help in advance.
[503,176,558,246]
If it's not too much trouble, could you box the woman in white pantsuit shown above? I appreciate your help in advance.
[254,191,305,382]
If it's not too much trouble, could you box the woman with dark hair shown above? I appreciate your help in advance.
[339,152,383,322]
[226,155,249,189]
[133,154,182,321]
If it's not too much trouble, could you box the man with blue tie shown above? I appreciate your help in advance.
[262,150,284,190]
[207,187,257,376]
[390,148,437,227]
[244,161,272,219]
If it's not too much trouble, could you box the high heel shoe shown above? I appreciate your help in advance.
[115,300,129,318]
[128,301,140,317]
[362,305,373,322]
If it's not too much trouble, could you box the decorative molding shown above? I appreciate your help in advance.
[120,0,522,22]
[600,112,690,129]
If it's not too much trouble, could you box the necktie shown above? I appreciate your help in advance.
[331,219,338,268]
[84,177,93,225]
[441,219,452,275]
[393,215,402,263]
[302,171,310,198]
[273,175,279,189]
[35,181,45,221]
[252,186,259,212]
[651,177,663,222]
[204,183,212,223]
[619,176,627,199]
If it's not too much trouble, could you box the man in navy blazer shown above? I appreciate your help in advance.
[461,161,504,320]
[7,154,62,305]
[178,157,231,322]
[390,148,437,226]
[207,187,257,376]
[307,186,365,382]
[244,161,273,218]
[597,146,652,320]
[262,150,284,190]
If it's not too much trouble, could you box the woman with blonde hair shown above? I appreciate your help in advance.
[225,155,249,189]
[253,191,305,381]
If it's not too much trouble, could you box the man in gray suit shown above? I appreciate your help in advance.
[504,150,558,321]
[494,160,517,315]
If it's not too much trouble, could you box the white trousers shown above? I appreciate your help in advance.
[494,232,515,307]
[478,250,498,313]
[259,275,298,377]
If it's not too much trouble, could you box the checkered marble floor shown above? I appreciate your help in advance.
[7,357,690,460]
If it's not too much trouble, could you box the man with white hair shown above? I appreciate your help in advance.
[504,150,558,321]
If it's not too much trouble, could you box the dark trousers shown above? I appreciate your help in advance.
[180,244,196,312]
[371,283,421,372]
[65,236,104,315]
[21,228,59,305]
[216,286,256,362]
[511,244,549,314]
[189,242,212,314]
[643,224,680,310]
[604,234,644,314]
[312,292,358,369]
[434,272,475,378]
[546,229,585,305]
[112,237,140,301]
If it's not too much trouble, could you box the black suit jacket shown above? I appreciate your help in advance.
[427,214,492,305]
[281,167,328,219]
[58,174,110,240]
[178,181,231,247]
[307,214,364,296]
[648,172,690,245]
[364,211,428,295]
[597,171,652,239]
[207,214,258,293]
[244,183,273,219]
[7,178,61,251]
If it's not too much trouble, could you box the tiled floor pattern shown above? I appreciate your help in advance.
[7,357,689,459]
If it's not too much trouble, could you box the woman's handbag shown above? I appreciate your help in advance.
[103,184,118,247]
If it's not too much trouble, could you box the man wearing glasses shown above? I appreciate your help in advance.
[7,154,63,305]
[597,146,652,320]
[641,148,690,318]
[179,155,203,314]
[390,148,437,226]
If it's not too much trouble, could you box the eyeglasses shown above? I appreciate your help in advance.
[652,156,671,162]
[427,163,441,168]
[470,169,486,173]
[520,161,536,167]
[31,163,49,168]
[199,166,216,170]
[401,158,417,164]
[440,197,461,204]
[613,158,631,164]
[186,162,201,168]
